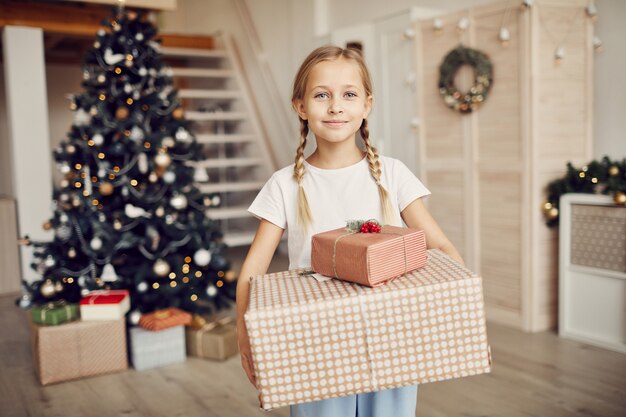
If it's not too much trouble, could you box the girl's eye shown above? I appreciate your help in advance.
[314,92,328,99]
[344,91,357,98]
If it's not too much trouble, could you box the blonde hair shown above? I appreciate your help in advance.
[291,45,394,230]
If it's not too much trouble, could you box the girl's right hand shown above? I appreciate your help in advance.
[237,321,257,388]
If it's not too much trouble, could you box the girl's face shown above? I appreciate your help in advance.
[294,58,372,146]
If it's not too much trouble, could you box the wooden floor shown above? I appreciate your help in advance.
[1,249,625,416]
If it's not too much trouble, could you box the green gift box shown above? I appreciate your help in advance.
[31,302,79,326]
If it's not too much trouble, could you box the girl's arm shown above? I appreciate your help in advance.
[236,218,284,387]
[236,219,285,324]
[401,198,465,266]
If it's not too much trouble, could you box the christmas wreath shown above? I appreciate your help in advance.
[438,45,493,114]
[542,156,626,228]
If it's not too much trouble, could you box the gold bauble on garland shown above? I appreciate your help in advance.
[99,182,114,196]
[615,191,626,205]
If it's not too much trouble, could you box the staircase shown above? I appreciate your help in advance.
[161,35,277,247]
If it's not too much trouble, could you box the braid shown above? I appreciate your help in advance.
[361,119,395,225]
[293,120,313,230]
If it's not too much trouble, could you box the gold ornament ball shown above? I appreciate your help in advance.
[66,144,76,154]
[43,221,53,231]
[614,191,626,205]
[608,166,619,177]
[155,152,172,168]
[172,107,184,120]
[148,172,158,183]
[99,182,114,196]
[115,107,129,120]
[153,259,171,277]
[546,207,559,220]
[40,279,56,298]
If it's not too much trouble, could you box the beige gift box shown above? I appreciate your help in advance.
[29,318,128,385]
[245,249,492,410]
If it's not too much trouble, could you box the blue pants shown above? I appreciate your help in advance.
[290,385,418,417]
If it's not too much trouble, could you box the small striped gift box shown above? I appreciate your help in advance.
[312,225,428,287]
[129,325,186,371]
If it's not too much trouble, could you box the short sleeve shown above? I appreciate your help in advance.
[247,173,287,229]
[393,159,431,211]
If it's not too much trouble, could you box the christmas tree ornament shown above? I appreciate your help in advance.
[103,48,125,65]
[155,151,172,168]
[55,224,72,241]
[148,172,158,183]
[115,107,129,120]
[40,280,56,298]
[138,153,148,173]
[129,126,144,142]
[43,221,53,231]
[60,163,71,174]
[72,196,81,207]
[608,165,619,176]
[138,67,148,76]
[170,194,188,210]
[153,259,171,277]
[172,107,184,120]
[54,281,64,293]
[66,144,76,154]
[163,171,176,184]
[129,310,142,325]
[175,127,190,142]
[19,294,32,309]
[99,182,114,196]
[97,74,106,83]
[91,236,103,250]
[155,206,165,217]
[113,218,123,230]
[74,108,92,126]
[206,285,217,297]
[162,136,175,148]
[93,133,104,146]
[60,213,69,223]
[68,247,77,258]
[101,263,118,282]
[212,195,221,206]
[194,248,212,267]
[194,167,209,182]
[44,255,56,267]
[125,204,149,218]
[137,281,148,293]
[615,191,626,205]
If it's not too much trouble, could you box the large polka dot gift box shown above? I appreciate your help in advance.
[244,249,492,410]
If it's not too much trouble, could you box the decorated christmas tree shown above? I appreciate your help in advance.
[17,6,236,323]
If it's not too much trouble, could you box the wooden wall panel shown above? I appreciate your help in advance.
[416,0,593,331]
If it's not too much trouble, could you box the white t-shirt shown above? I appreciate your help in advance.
[248,155,431,269]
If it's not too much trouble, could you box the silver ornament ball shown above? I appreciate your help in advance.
[153,259,171,277]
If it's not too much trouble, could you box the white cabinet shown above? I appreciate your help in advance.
[559,193,626,354]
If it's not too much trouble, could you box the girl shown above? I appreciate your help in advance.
[236,45,464,417]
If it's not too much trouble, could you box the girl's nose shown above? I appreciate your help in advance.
[328,100,343,114]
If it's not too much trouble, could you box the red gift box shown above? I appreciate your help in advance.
[312,225,428,287]
[80,290,130,320]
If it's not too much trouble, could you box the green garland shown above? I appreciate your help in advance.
[543,156,626,228]
[438,45,493,114]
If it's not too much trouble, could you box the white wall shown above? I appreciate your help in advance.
[594,0,626,159]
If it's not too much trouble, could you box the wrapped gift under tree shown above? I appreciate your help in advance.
[79,289,130,321]
[311,220,428,287]
[129,325,186,371]
[30,318,127,385]
[186,315,238,360]
[245,249,491,410]
[31,301,79,326]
